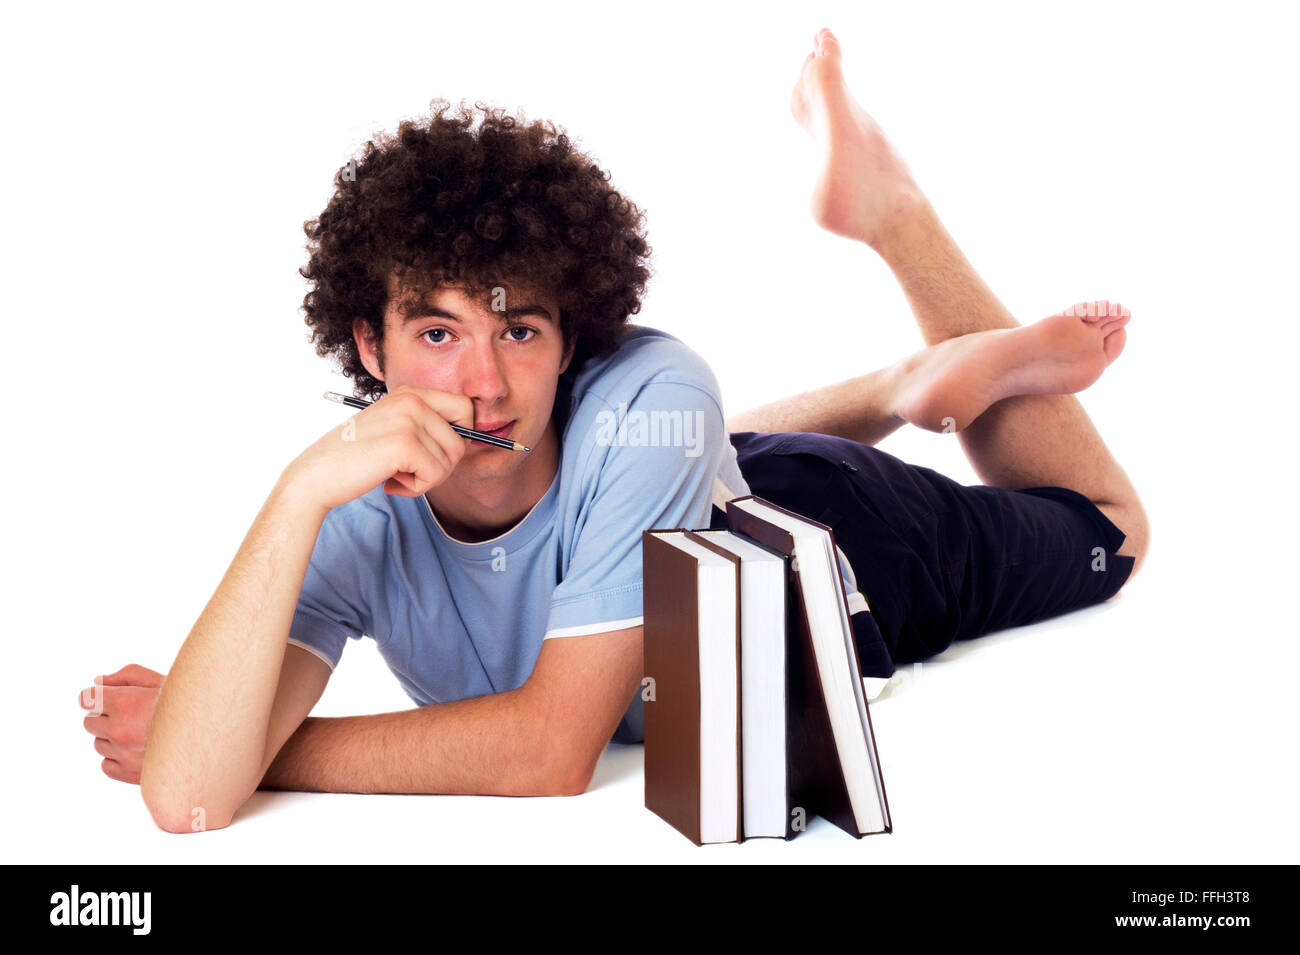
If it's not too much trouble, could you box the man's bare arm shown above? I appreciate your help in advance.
[140,480,332,831]
[141,386,474,832]
[258,626,644,798]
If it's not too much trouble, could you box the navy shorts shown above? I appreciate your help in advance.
[715,431,1136,680]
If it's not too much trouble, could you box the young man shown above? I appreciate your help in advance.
[81,29,1146,833]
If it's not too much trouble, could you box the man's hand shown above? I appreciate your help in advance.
[80,664,165,785]
[284,384,475,512]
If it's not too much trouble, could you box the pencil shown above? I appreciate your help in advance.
[323,392,530,452]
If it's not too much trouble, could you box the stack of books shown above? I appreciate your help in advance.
[641,495,892,845]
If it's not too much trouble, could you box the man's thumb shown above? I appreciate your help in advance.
[98,663,164,687]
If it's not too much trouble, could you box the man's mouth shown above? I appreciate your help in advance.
[476,420,515,438]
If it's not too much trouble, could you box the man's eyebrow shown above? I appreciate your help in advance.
[397,302,556,325]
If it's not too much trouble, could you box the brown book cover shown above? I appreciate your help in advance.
[641,529,743,845]
[725,495,893,839]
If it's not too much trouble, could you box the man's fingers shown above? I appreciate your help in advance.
[388,385,475,430]
[84,705,149,749]
[424,415,469,471]
[389,392,471,468]
[100,758,138,785]
[79,683,118,713]
[385,431,450,496]
[83,713,111,737]
[79,684,105,711]
[80,684,158,739]
[97,664,164,687]
[403,418,457,476]
[94,735,141,763]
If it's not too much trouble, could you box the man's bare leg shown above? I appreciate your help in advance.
[726,365,910,447]
[727,28,1148,578]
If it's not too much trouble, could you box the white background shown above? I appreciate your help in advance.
[4,0,1296,863]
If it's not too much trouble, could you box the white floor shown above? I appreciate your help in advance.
[19,535,1294,864]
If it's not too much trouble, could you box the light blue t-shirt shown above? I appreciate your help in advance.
[288,325,751,742]
[287,324,867,743]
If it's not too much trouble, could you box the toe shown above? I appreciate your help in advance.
[816,28,841,58]
[1067,299,1115,323]
[1095,301,1132,335]
[1100,309,1132,332]
[1103,327,1127,363]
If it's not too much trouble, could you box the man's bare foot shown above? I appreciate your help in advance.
[890,300,1132,433]
[791,27,923,249]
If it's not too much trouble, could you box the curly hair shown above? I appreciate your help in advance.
[299,98,654,399]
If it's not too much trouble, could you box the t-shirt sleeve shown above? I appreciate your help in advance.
[286,507,372,669]
[543,378,729,639]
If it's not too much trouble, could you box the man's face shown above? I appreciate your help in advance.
[354,276,574,488]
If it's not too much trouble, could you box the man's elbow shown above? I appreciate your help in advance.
[140,775,236,833]
[143,798,234,834]
[552,766,593,797]
[541,747,597,797]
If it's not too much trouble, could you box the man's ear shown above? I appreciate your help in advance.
[559,334,576,375]
[353,318,386,382]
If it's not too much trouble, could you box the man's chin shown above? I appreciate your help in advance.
[454,454,517,483]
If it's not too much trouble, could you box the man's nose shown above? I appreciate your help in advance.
[460,338,508,404]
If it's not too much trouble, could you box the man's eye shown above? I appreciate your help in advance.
[423,328,449,345]
[506,325,537,342]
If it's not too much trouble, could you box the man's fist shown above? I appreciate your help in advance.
[80,664,165,785]
[283,384,475,513]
